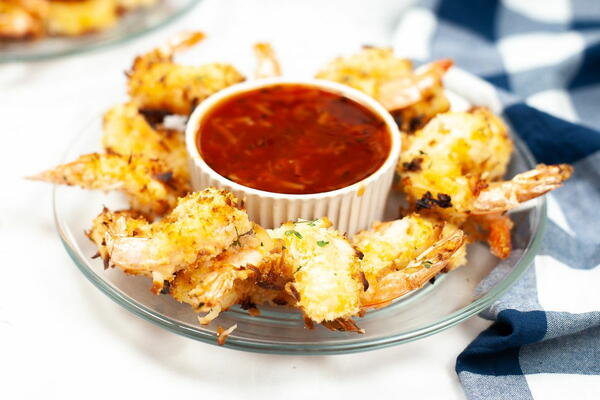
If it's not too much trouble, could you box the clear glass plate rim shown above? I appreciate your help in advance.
[52,97,547,356]
[0,0,201,63]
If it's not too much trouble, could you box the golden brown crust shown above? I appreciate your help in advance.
[127,31,245,115]
[28,152,179,216]
[102,102,191,196]
[87,188,253,293]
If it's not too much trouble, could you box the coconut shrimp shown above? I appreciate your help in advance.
[263,215,466,331]
[127,31,246,115]
[316,47,452,134]
[268,218,365,328]
[102,102,191,194]
[398,107,513,219]
[316,47,413,97]
[354,215,467,309]
[87,188,253,293]
[398,108,572,257]
[45,0,118,36]
[381,59,453,137]
[0,1,46,39]
[170,225,291,324]
[0,0,158,40]
[253,42,282,78]
[29,153,181,216]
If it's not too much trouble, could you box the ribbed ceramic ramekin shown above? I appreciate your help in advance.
[185,78,401,235]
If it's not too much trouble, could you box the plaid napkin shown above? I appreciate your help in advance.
[394,1,600,398]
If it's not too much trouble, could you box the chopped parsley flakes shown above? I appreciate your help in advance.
[285,230,303,239]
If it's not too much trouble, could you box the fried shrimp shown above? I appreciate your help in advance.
[398,108,514,222]
[359,226,467,308]
[315,47,452,133]
[269,218,364,326]
[316,46,413,98]
[354,214,466,308]
[170,225,289,324]
[29,153,180,215]
[381,59,453,135]
[102,102,191,194]
[45,0,118,36]
[127,31,246,115]
[88,188,253,293]
[398,109,572,257]
[0,0,47,39]
[0,0,158,40]
[87,208,150,267]
[253,42,282,78]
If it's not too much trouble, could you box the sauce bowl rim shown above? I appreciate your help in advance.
[185,77,402,200]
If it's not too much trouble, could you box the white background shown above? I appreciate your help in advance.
[0,1,492,398]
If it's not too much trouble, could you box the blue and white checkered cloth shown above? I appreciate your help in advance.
[394,1,600,398]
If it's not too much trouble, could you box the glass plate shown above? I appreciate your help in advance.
[0,0,200,62]
[53,69,546,354]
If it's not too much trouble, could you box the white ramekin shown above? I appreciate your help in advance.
[185,78,401,235]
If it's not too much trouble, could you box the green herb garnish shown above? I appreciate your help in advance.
[295,219,318,227]
[232,226,242,247]
[294,265,303,274]
[316,240,329,247]
[285,230,303,239]
[422,261,433,269]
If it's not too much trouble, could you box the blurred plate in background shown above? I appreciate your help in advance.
[0,0,201,62]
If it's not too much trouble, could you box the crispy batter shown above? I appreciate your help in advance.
[170,225,287,323]
[399,108,513,222]
[269,218,363,324]
[127,31,246,115]
[87,188,253,293]
[385,60,453,136]
[29,153,179,216]
[316,47,413,99]
[316,47,451,134]
[102,102,191,194]
[45,0,118,36]
[399,108,572,258]
[0,1,46,39]
[87,208,150,268]
[216,324,237,346]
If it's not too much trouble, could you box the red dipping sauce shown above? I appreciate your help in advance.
[197,84,391,194]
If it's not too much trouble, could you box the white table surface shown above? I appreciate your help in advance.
[1,1,492,398]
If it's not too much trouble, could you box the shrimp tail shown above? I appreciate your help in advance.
[472,163,573,215]
[362,227,466,309]
[152,31,205,61]
[253,42,282,79]
[379,58,453,111]
[477,215,514,259]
